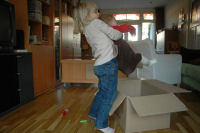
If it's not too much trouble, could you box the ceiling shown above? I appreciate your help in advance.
[81,0,171,9]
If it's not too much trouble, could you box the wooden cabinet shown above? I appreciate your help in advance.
[156,30,179,54]
[9,0,56,96]
[61,59,98,83]
[0,53,34,116]
[28,0,54,45]
[61,59,127,83]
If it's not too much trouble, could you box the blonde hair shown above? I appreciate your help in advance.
[73,2,98,33]
[99,14,114,25]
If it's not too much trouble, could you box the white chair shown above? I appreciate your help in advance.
[127,39,182,85]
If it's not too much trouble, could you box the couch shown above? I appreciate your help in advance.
[127,39,182,85]
[181,63,200,91]
[180,47,200,91]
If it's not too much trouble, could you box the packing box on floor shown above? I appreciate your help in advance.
[109,78,190,133]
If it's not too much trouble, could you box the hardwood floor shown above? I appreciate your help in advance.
[0,84,200,133]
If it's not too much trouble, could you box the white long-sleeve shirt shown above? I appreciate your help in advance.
[84,19,122,66]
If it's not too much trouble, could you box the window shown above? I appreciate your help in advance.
[114,14,126,20]
[142,22,155,44]
[143,13,154,20]
[128,25,139,41]
[114,12,155,43]
[142,23,151,40]
[122,33,126,40]
[127,14,140,20]
[114,13,140,20]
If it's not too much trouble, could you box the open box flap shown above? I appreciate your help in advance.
[143,80,190,93]
[109,91,127,116]
[128,93,187,117]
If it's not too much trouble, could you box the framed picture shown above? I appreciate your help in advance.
[191,0,200,26]
[178,8,185,29]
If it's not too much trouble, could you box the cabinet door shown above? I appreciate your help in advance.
[16,54,34,104]
[0,55,20,113]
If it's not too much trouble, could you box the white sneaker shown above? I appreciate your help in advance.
[98,127,115,133]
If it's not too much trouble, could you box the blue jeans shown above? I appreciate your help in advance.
[88,58,118,129]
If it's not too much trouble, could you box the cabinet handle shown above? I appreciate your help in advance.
[16,73,21,76]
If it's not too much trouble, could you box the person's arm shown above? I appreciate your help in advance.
[112,24,135,34]
[95,19,122,40]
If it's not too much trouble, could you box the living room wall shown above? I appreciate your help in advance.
[165,0,191,48]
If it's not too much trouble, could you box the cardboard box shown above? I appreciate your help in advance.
[109,78,190,133]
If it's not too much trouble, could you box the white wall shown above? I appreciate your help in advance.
[165,0,190,29]
[164,0,191,48]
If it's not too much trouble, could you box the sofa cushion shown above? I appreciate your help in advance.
[180,47,200,64]
[181,76,200,91]
[182,63,200,82]
[189,58,200,65]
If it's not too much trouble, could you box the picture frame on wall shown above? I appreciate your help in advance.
[191,0,200,27]
[178,8,186,29]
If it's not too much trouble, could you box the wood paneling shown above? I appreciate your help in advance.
[61,59,98,83]
[9,0,29,49]
[61,15,74,59]
[61,59,127,84]
[30,45,56,96]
